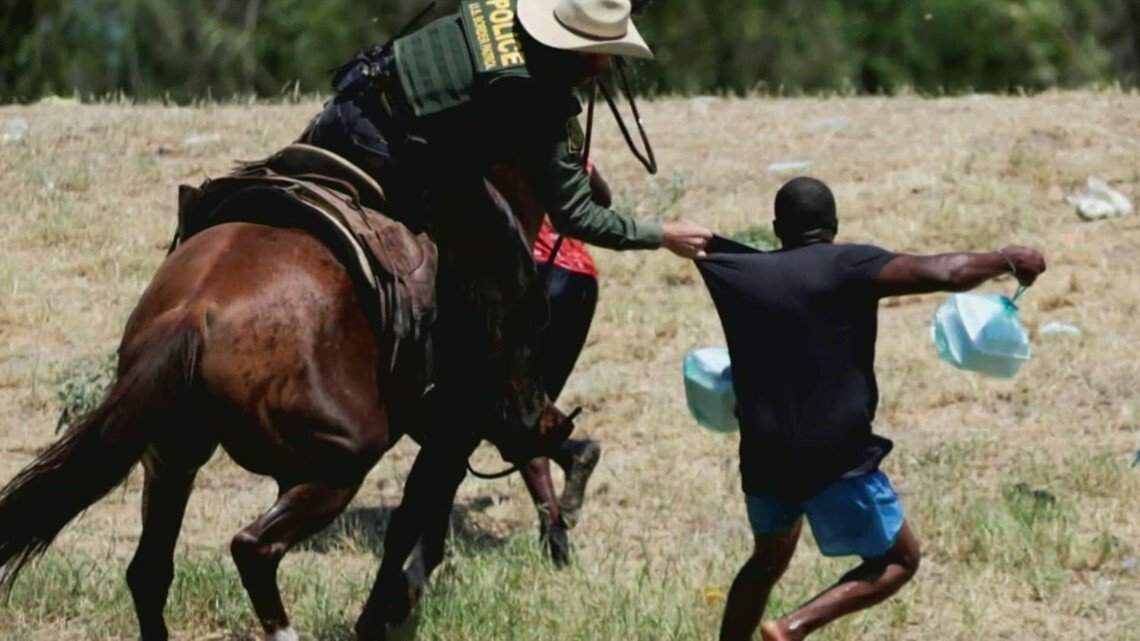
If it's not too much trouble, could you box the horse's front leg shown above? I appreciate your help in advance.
[355,435,476,640]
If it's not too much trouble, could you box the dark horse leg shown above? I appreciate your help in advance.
[355,435,476,640]
[126,455,205,641]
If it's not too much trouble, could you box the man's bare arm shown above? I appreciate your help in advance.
[875,246,1046,297]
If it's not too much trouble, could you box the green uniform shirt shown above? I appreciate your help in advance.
[390,0,663,250]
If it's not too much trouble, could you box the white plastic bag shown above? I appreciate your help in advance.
[1067,177,1133,221]
[932,294,1031,379]
[682,347,739,432]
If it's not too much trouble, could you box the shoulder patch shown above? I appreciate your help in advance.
[461,0,527,73]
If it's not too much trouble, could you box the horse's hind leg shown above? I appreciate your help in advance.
[231,480,359,641]
[126,463,196,641]
[127,445,215,641]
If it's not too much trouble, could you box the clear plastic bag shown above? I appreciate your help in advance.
[682,347,740,432]
[931,293,1031,379]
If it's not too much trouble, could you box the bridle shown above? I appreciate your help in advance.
[582,56,657,175]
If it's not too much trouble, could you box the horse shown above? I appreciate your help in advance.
[0,151,570,640]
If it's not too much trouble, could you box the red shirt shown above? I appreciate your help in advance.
[533,216,598,278]
[532,159,600,278]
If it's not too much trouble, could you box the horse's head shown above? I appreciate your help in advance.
[484,402,578,468]
[428,174,553,460]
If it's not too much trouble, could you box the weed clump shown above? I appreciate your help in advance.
[53,352,116,433]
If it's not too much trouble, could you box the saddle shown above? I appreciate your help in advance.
[172,144,438,380]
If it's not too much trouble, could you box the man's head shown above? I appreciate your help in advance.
[773,177,838,247]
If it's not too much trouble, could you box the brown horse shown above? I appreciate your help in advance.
[0,168,565,640]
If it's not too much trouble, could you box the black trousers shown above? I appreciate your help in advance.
[540,265,598,401]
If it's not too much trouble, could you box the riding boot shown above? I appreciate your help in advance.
[554,439,601,529]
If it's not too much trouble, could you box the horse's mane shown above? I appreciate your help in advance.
[432,180,549,434]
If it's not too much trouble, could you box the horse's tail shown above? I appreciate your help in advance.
[0,314,205,591]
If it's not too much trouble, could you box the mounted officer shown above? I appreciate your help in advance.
[304,0,711,258]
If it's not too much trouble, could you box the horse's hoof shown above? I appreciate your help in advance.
[354,618,387,641]
[384,572,414,626]
[541,521,572,567]
[558,440,601,528]
[264,627,300,641]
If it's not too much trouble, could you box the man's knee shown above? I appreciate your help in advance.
[890,523,921,579]
[868,528,920,583]
[898,543,921,580]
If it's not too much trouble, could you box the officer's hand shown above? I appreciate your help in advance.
[662,221,712,259]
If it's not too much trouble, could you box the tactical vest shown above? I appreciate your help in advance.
[394,0,531,117]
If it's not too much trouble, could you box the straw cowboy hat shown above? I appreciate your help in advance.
[518,0,654,60]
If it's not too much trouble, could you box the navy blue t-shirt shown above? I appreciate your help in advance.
[696,237,898,500]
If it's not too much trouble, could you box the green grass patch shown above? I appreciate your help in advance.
[957,482,1076,598]
[52,352,116,432]
[728,225,779,251]
[1,535,740,641]
[3,551,365,640]
[415,536,719,641]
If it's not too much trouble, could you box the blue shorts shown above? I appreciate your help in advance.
[745,470,904,558]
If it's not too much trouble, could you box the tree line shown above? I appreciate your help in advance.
[2,0,1139,103]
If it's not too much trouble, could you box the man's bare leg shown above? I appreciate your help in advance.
[718,520,803,641]
[520,456,570,565]
[760,521,921,641]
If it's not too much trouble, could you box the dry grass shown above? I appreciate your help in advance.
[1,92,1139,640]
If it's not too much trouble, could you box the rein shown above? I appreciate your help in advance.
[466,460,523,481]
[583,57,658,175]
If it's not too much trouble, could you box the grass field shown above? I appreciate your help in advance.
[1,92,1138,640]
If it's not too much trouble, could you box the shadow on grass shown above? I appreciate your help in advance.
[301,496,509,557]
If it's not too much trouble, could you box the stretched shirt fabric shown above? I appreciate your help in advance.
[695,237,898,500]
[386,0,663,250]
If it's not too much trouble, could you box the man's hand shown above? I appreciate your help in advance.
[999,246,1047,287]
[662,221,712,259]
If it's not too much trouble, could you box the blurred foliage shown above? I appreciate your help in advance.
[53,352,116,433]
[729,225,779,251]
[2,0,1139,102]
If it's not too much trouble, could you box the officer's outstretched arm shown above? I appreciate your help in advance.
[524,126,664,250]
[524,119,711,257]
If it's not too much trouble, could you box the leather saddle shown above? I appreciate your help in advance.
[172,144,437,381]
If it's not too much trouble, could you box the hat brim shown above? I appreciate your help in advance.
[517,0,654,60]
